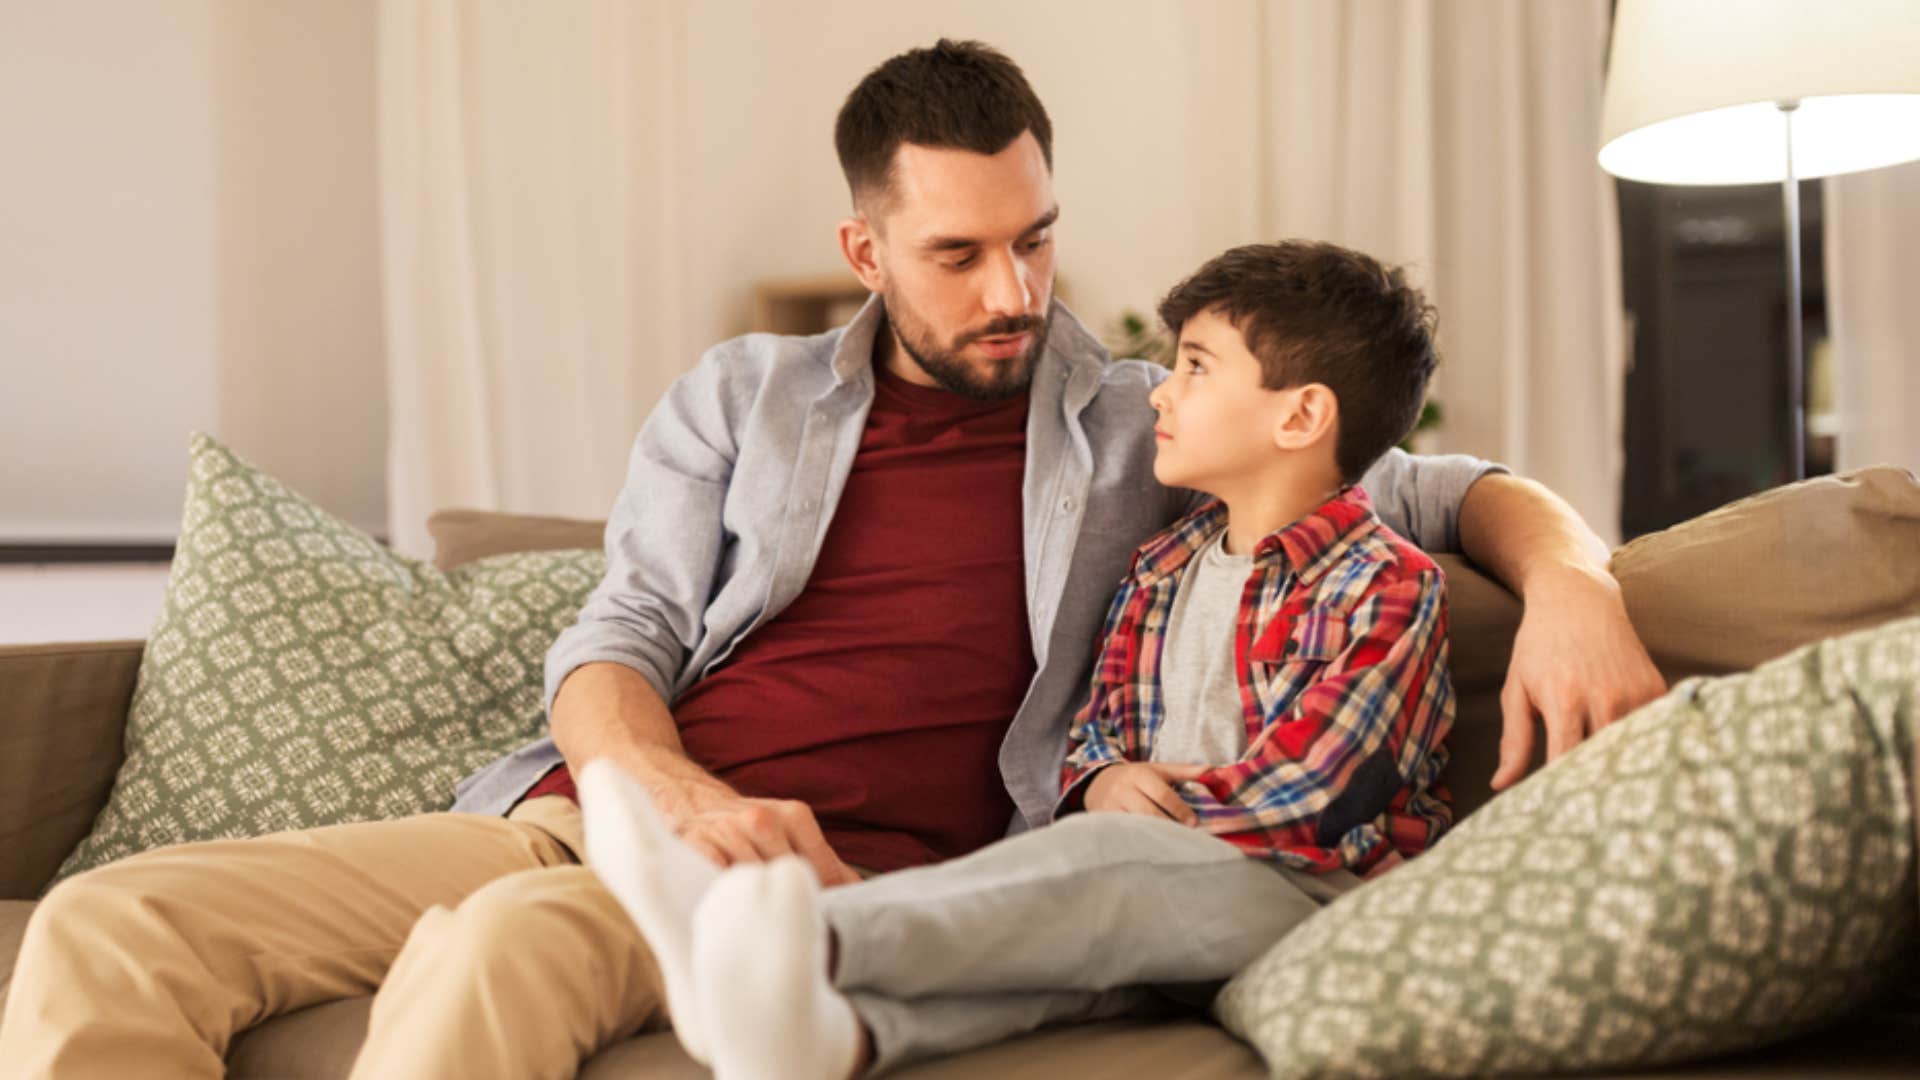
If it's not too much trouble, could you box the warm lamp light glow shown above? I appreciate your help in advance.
[1599,94,1920,185]
[1599,0,1920,482]
[1598,0,1920,185]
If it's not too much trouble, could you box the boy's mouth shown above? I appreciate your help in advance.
[1154,427,1171,441]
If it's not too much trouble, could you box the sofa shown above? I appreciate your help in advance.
[4,467,1919,1078]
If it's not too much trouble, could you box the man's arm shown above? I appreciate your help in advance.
[1456,472,1667,789]
[545,351,857,884]
[550,663,855,882]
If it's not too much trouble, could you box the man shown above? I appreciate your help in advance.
[0,39,1665,1079]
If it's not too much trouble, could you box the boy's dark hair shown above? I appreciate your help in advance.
[834,39,1053,212]
[1157,241,1438,483]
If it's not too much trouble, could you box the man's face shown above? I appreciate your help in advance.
[863,131,1057,400]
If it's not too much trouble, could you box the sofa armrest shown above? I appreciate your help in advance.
[0,640,142,899]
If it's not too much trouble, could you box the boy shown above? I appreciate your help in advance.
[583,240,1454,1078]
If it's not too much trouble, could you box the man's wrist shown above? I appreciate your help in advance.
[1518,556,1620,606]
[598,744,738,822]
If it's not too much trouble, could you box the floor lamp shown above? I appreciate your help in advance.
[1597,0,1920,482]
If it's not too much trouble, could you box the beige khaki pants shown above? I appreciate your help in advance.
[0,797,665,1079]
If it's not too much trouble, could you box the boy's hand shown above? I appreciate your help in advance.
[1084,763,1204,825]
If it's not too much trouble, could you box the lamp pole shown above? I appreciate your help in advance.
[1779,99,1805,482]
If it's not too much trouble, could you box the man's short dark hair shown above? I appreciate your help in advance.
[1156,241,1439,483]
[835,39,1052,212]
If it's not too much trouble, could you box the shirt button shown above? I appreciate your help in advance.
[1060,497,1075,512]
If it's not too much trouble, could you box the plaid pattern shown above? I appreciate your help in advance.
[1059,486,1454,874]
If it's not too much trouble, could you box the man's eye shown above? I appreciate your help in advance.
[946,255,976,271]
[1021,234,1051,252]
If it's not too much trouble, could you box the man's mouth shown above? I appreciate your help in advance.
[972,332,1032,360]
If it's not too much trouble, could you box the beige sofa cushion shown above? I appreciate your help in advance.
[1612,465,1920,684]
[223,996,1267,1080]
[214,988,1920,1079]
[426,509,605,572]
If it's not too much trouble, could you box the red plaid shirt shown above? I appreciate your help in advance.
[1058,486,1453,874]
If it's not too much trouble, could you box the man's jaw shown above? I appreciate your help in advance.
[898,328,1043,401]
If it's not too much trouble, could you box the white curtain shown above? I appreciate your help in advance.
[1257,0,1626,542]
[377,0,686,557]
[1825,160,1920,474]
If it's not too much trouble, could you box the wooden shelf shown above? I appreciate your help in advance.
[752,275,872,335]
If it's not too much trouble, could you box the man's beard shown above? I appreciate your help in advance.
[881,290,1050,402]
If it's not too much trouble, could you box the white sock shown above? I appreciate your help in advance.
[577,758,719,1064]
[694,858,862,1080]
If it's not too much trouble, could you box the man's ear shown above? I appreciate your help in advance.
[1272,384,1339,452]
[837,213,885,293]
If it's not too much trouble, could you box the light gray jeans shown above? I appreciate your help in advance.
[820,812,1359,1074]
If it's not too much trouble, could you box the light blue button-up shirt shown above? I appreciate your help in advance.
[451,296,1505,831]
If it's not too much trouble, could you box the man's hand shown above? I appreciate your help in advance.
[550,662,861,886]
[671,795,862,886]
[1493,564,1667,790]
[1084,762,1204,824]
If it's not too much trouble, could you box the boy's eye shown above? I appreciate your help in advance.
[1184,357,1206,374]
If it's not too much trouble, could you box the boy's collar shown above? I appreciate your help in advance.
[1131,485,1379,586]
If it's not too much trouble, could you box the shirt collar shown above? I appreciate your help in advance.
[1130,484,1379,587]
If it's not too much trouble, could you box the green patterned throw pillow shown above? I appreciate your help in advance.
[1216,615,1920,1078]
[52,434,603,884]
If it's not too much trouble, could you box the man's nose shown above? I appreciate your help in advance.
[981,250,1032,318]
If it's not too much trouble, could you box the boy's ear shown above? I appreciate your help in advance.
[838,214,886,293]
[1271,383,1338,452]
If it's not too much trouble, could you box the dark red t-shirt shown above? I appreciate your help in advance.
[527,364,1035,873]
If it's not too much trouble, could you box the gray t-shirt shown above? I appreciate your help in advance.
[1151,525,1254,767]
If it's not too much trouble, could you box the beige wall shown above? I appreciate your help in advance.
[0,0,385,542]
[6,0,1269,541]
[211,0,387,537]
[2,0,222,541]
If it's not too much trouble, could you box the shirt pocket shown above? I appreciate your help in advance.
[1247,611,1349,710]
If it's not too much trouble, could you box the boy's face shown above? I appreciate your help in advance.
[1148,308,1295,495]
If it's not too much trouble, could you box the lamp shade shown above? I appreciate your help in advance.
[1599,0,1920,185]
